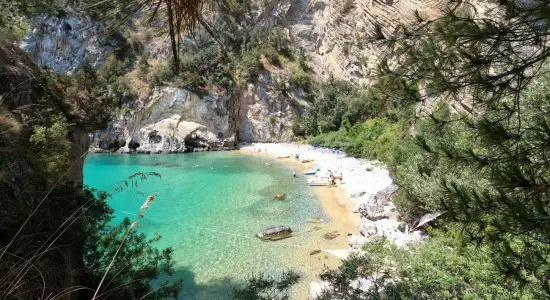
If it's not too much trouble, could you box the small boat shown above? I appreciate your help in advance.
[257,226,293,241]
[308,177,332,186]
[300,158,313,163]
[277,155,290,159]
[304,169,317,175]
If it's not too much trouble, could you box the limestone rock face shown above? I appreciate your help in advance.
[358,184,399,220]
[358,218,377,237]
[94,87,235,153]
[238,71,309,143]
[92,77,309,152]
[284,0,447,85]
[21,14,108,73]
[349,234,369,249]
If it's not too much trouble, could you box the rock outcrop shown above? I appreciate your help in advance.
[22,13,109,73]
[91,73,310,153]
[286,0,447,85]
[358,184,399,220]
[94,87,235,153]
[22,0,450,149]
[237,71,309,143]
[350,184,427,249]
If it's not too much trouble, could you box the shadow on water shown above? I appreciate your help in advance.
[165,267,243,300]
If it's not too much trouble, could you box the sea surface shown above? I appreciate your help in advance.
[84,151,327,299]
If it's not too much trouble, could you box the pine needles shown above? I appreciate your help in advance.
[87,0,207,74]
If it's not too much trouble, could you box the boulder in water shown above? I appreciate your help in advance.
[257,226,293,241]
[273,193,286,200]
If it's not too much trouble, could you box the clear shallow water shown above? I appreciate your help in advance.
[84,152,327,299]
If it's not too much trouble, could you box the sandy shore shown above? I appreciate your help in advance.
[239,146,359,236]
[239,143,393,298]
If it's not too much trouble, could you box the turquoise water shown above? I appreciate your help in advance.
[84,152,327,299]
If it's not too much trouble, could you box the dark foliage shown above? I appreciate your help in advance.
[232,271,300,300]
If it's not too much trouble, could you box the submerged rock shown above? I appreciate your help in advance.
[273,193,287,200]
[323,231,340,240]
[257,226,293,241]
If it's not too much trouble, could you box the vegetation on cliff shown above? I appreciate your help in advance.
[304,0,550,298]
[0,37,181,298]
[4,0,550,298]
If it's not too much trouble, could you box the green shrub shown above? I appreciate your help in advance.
[263,46,282,66]
[309,118,406,164]
[30,114,70,176]
[98,53,129,84]
[292,116,306,137]
[234,48,262,85]
[232,271,300,300]
[269,115,277,125]
[319,231,532,299]
[138,52,150,79]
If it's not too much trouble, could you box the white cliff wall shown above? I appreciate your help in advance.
[22,14,108,73]
[22,0,450,149]
[95,87,235,153]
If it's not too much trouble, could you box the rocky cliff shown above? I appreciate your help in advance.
[22,0,448,152]
[22,13,109,73]
[96,87,235,153]
[285,0,446,85]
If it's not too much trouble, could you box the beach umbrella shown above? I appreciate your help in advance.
[414,211,445,229]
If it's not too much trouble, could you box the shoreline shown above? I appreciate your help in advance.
[240,147,360,234]
[90,143,421,298]
[239,143,394,299]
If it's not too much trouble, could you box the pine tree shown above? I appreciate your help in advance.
[378,0,550,295]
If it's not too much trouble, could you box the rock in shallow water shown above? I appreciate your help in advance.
[273,193,287,200]
[257,226,293,241]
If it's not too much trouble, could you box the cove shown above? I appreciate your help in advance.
[84,151,328,299]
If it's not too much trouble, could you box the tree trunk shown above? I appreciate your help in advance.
[166,0,180,74]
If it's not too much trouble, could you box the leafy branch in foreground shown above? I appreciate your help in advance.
[87,0,206,74]
[374,0,550,295]
[318,233,536,299]
[232,271,300,300]
[113,171,162,193]
[381,0,550,112]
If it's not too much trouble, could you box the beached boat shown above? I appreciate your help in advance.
[300,158,313,163]
[304,168,317,175]
[277,155,290,158]
[257,226,293,241]
[307,177,332,186]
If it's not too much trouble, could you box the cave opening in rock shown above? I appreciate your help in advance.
[149,131,162,144]
[128,140,140,151]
